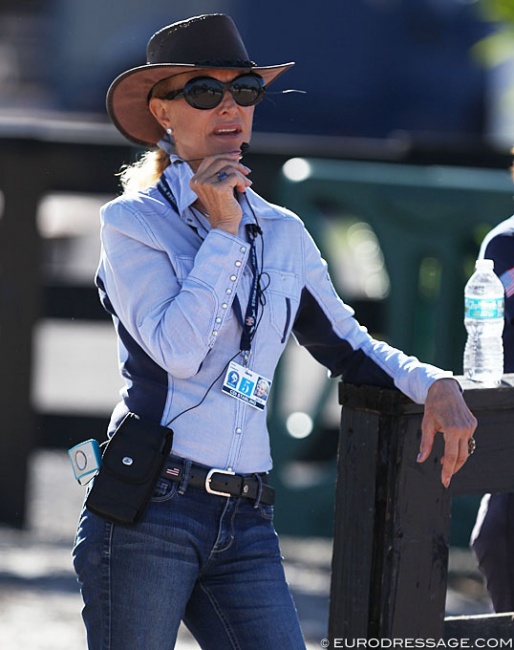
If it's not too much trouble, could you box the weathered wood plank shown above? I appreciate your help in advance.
[329,407,380,638]
[331,378,514,640]
[445,613,514,641]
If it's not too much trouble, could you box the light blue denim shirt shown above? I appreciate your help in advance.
[97,158,451,473]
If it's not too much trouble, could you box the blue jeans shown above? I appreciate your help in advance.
[72,474,306,649]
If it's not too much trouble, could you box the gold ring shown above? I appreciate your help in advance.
[468,437,476,455]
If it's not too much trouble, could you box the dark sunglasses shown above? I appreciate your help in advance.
[160,74,266,110]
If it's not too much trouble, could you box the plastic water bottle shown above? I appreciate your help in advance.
[463,258,504,386]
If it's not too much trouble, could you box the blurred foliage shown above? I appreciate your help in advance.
[476,0,514,23]
[473,0,514,67]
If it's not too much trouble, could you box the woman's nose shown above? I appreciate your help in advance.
[217,89,239,111]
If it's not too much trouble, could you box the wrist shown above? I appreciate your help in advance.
[215,222,239,236]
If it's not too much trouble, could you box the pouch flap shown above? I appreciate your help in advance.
[101,413,173,485]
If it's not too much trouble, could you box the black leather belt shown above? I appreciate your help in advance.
[162,456,274,506]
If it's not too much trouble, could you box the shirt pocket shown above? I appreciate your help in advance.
[266,269,300,342]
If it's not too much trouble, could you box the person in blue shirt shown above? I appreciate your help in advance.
[471,196,514,613]
[72,13,477,650]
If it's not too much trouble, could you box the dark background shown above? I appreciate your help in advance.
[0,0,499,148]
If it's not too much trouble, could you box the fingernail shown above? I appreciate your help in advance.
[416,452,423,462]
[443,477,451,489]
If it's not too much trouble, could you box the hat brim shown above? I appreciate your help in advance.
[107,62,295,147]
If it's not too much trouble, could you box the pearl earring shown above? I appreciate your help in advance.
[166,127,173,135]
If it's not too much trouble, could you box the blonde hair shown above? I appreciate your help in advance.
[118,148,171,193]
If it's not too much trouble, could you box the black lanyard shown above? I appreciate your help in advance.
[157,176,178,212]
[157,176,261,357]
[233,226,260,354]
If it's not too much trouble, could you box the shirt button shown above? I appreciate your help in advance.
[212,330,218,336]
[240,246,246,253]
[215,317,222,323]
[235,261,242,268]
[226,288,232,295]
[221,303,228,309]
[230,275,237,282]
[235,427,242,435]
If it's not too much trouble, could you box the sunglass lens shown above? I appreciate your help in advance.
[185,78,223,109]
[231,76,265,106]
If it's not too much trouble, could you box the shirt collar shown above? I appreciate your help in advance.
[163,158,198,212]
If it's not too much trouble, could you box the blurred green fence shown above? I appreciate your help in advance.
[270,158,514,541]
[279,158,514,370]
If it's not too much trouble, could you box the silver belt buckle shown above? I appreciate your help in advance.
[205,468,236,497]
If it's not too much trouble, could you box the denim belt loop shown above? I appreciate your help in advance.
[178,458,192,495]
[253,473,263,509]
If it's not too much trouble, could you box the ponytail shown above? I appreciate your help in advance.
[118,148,171,193]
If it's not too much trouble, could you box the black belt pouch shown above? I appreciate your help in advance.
[86,413,173,525]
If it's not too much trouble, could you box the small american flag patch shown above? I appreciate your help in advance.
[500,268,514,298]
[165,466,181,478]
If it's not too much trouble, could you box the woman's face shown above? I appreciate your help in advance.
[149,69,255,170]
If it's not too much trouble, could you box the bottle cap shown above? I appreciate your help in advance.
[475,258,494,272]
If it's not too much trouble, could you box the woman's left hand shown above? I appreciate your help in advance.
[417,378,477,487]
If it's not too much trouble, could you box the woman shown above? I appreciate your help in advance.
[73,13,476,650]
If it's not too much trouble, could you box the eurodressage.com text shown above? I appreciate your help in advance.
[320,639,513,649]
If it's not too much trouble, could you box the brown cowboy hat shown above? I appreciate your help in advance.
[107,13,295,147]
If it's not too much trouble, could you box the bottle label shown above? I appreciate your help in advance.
[465,297,504,319]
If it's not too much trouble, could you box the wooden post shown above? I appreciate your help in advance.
[0,139,44,525]
[0,131,130,526]
[329,377,514,640]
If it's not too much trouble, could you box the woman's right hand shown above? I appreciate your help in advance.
[190,151,252,235]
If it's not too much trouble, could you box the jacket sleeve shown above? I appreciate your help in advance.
[292,226,452,404]
[97,197,249,378]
